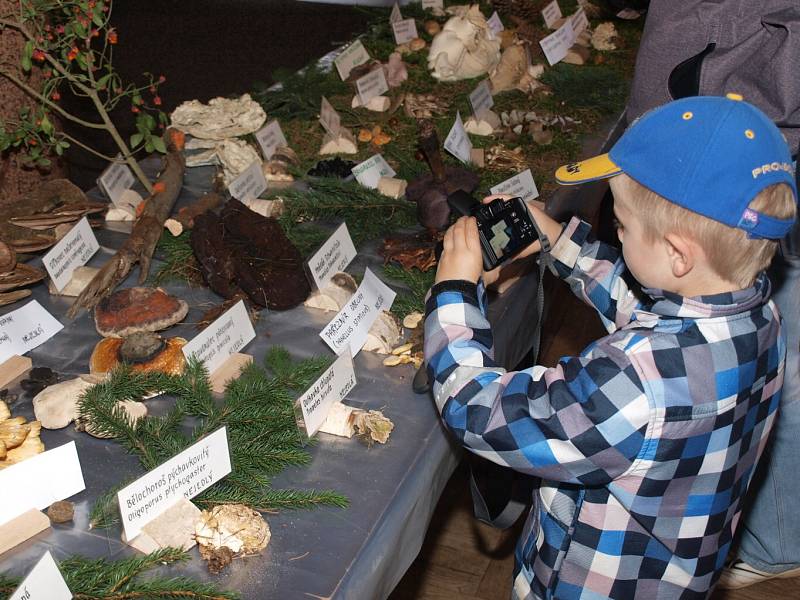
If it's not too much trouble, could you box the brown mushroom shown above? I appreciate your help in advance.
[94,287,189,338]
[0,241,16,276]
[89,333,187,375]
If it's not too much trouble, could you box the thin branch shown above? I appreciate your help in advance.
[59,131,118,162]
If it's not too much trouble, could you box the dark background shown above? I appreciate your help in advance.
[63,0,370,189]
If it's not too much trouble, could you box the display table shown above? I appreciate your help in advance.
[0,162,547,599]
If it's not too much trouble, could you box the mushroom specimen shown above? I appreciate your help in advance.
[94,287,189,338]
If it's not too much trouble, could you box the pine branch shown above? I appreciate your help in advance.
[383,264,435,319]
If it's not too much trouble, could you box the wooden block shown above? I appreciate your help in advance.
[0,509,50,555]
[470,148,485,168]
[124,497,200,553]
[0,355,32,390]
[47,266,100,297]
[209,353,253,395]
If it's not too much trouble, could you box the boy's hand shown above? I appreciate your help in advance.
[435,216,483,284]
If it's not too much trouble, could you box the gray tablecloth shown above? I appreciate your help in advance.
[0,163,543,599]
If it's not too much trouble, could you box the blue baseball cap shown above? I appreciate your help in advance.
[555,95,798,239]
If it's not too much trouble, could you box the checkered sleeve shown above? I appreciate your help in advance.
[550,217,642,332]
[424,279,650,485]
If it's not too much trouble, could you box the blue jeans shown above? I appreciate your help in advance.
[737,253,800,573]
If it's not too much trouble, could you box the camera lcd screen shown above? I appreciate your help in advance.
[488,220,514,259]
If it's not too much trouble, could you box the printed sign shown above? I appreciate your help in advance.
[489,169,540,203]
[351,154,396,189]
[182,300,256,376]
[0,301,63,365]
[117,427,231,540]
[98,157,135,206]
[487,11,504,37]
[9,552,71,600]
[228,161,267,201]
[43,217,100,292]
[296,352,356,436]
[0,442,85,526]
[334,39,371,80]
[570,7,589,36]
[469,80,494,118]
[319,268,396,357]
[356,68,389,105]
[390,2,402,24]
[444,111,473,163]
[320,96,341,136]
[422,0,443,10]
[254,119,288,160]
[307,222,358,290]
[541,0,563,28]
[540,19,574,65]
[392,18,418,45]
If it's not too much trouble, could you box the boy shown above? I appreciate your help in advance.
[424,96,797,599]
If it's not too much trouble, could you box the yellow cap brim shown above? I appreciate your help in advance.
[555,153,622,185]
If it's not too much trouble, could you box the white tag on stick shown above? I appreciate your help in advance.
[469,80,494,118]
[539,19,574,65]
[0,301,63,365]
[43,217,100,292]
[228,161,267,201]
[182,299,256,376]
[296,352,356,437]
[489,169,540,203]
[320,96,341,136]
[307,222,358,290]
[444,111,473,164]
[98,156,135,206]
[254,119,288,160]
[334,39,371,80]
[351,154,396,189]
[356,68,389,105]
[392,18,418,45]
[9,552,71,600]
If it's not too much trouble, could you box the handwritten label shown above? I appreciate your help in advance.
[0,442,85,526]
[487,11,504,37]
[0,301,63,365]
[43,217,99,292]
[334,39,371,80]
[356,68,389,105]
[297,353,356,436]
[444,111,473,164]
[392,18,418,45]
[319,268,396,357]
[490,169,540,203]
[469,80,494,118]
[351,154,396,189]
[541,0,563,28]
[117,427,231,540]
[182,300,256,376]
[228,161,267,201]
[539,19,574,65]
[98,157,135,206]
[307,223,358,290]
[422,0,444,10]
[255,119,288,160]
[9,552,71,600]
[390,2,402,24]
[320,96,341,136]
[570,7,589,36]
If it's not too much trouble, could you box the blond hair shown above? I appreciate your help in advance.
[612,174,796,288]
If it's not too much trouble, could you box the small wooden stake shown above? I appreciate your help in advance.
[0,509,50,555]
[209,353,253,395]
[0,355,32,389]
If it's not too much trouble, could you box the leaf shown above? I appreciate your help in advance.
[40,115,54,136]
[92,10,105,27]
[96,73,112,89]
[21,40,33,72]
[151,136,166,154]
[37,157,52,168]
[144,139,154,153]
[130,132,144,148]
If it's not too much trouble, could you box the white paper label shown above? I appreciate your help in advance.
[0,442,85,527]
[487,11,504,37]
[118,427,231,540]
[319,268,396,357]
[182,300,256,376]
[541,0,563,28]
[43,217,99,292]
[392,18,418,45]
[320,96,341,136]
[9,552,71,600]
[255,119,288,160]
[334,39,371,80]
[469,80,494,118]
[307,223,358,290]
[228,161,267,202]
[489,169,540,203]
[297,352,356,436]
[444,111,473,164]
[98,157,135,206]
[390,2,402,24]
[570,7,589,36]
[351,154,396,189]
[422,0,443,10]
[540,19,574,65]
[0,301,63,365]
[356,68,389,105]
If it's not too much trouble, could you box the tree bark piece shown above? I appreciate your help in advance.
[68,129,186,318]
[164,190,223,236]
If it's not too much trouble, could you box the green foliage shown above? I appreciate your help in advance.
[252,65,350,122]
[152,230,202,285]
[0,548,238,600]
[540,64,630,115]
[81,353,347,528]
[383,264,435,319]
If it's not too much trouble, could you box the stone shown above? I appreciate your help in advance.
[377,177,408,199]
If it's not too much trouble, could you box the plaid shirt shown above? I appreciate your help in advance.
[424,217,786,599]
